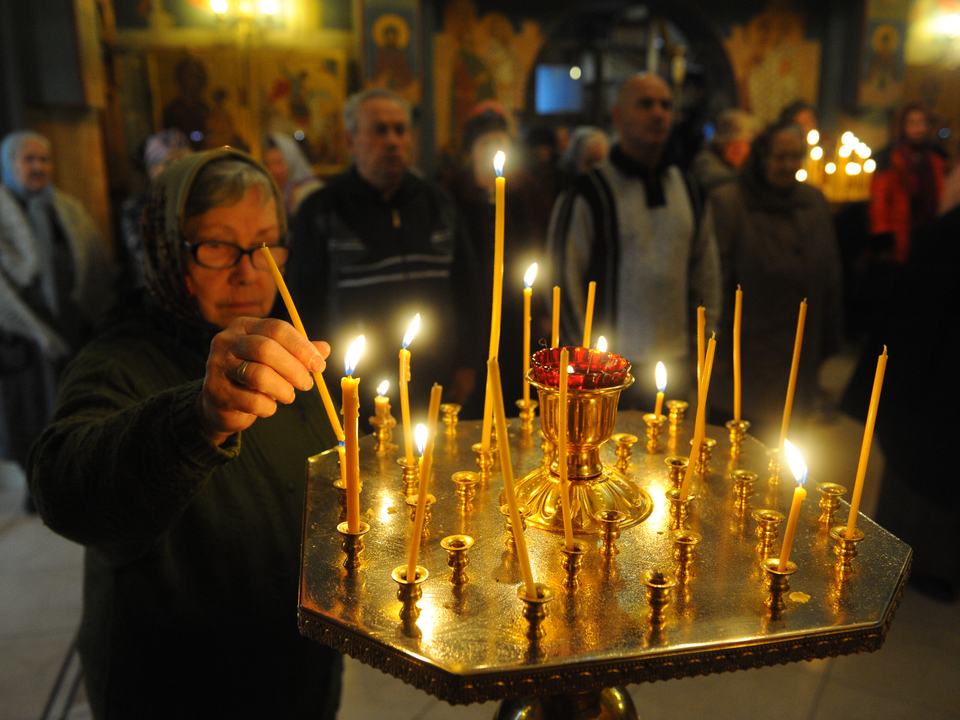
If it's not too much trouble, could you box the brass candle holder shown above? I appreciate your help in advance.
[731,470,758,514]
[406,494,436,535]
[767,447,781,484]
[391,565,429,622]
[612,433,638,471]
[641,570,679,625]
[337,520,371,570]
[559,539,590,588]
[440,403,461,436]
[515,399,539,434]
[518,583,555,641]
[643,413,666,454]
[472,442,496,482]
[830,525,866,575]
[666,488,695,529]
[753,509,785,558]
[440,534,474,585]
[761,557,797,616]
[451,470,479,508]
[370,413,397,453]
[673,530,702,582]
[397,457,419,497]
[334,478,348,523]
[817,484,848,526]
[665,456,689,490]
[501,503,531,545]
[693,437,717,475]
[666,399,688,430]
[726,419,750,457]
[598,509,626,556]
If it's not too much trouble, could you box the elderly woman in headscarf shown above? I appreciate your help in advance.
[262,132,323,217]
[0,130,115,486]
[28,148,342,720]
[708,119,843,443]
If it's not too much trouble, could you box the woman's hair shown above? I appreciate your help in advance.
[744,119,803,182]
[561,126,608,174]
[183,157,276,221]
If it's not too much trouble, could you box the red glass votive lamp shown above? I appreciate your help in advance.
[530,346,631,390]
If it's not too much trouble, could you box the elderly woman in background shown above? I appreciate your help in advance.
[560,125,610,177]
[0,130,115,496]
[691,108,755,197]
[28,148,342,719]
[263,132,323,217]
[708,120,843,443]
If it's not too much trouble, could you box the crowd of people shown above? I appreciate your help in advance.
[2,72,957,717]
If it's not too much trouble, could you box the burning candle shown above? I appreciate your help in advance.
[341,335,365,533]
[551,286,560,348]
[680,334,716,501]
[259,244,343,442]
[406,384,443,581]
[696,303,706,386]
[846,346,887,540]
[558,348,574,550]
[583,281,596,348]
[779,299,807,450]
[733,285,743,422]
[654,361,666,418]
[375,380,390,421]
[399,314,420,466]
[481,151,507,452]
[778,439,808,570]
[523,263,537,402]
[489,357,537,600]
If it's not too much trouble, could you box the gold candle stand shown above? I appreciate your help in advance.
[752,509,785,557]
[391,565,429,623]
[501,503,531,545]
[440,403,462,436]
[731,470,758,514]
[516,399,539,434]
[337,520,371,570]
[612,433,638,471]
[451,470,479,508]
[334,478,348,523]
[397,457,418,497]
[559,539,590,588]
[673,530,702,582]
[817,484,848,526]
[370,412,397,452]
[441,534,474,585]
[665,456,688,489]
[830,525,866,575]
[665,399,688,430]
[642,414,666,453]
[519,583,555,640]
[725,419,750,457]
[598,510,626,556]
[641,570,679,625]
[472,442,496,482]
[693,437,717,475]
[665,488,695,529]
[761,558,797,616]
[406,494,436,535]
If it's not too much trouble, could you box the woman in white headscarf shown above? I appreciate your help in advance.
[262,132,323,217]
[0,130,115,480]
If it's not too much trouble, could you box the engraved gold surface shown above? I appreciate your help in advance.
[299,412,911,705]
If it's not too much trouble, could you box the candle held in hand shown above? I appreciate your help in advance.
[778,439,808,570]
[341,335,365,533]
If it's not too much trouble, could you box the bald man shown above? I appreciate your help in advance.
[547,73,720,407]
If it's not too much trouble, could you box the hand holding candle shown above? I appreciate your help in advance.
[399,314,420,466]
[846,346,887,540]
[523,263,537,402]
[406,384,443,581]
[778,439,808,570]
[654,361,666,418]
[341,336,365,533]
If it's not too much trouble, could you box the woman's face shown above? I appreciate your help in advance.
[263,148,289,188]
[182,186,280,329]
[765,129,804,190]
[13,139,53,194]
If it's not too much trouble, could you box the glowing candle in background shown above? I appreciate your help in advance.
[733,285,743,422]
[552,286,561,348]
[375,380,390,421]
[523,263,538,402]
[341,335,365,533]
[654,362,666,418]
[481,151,507,453]
[399,314,420,466]
[680,334,716,502]
[406,384,443,581]
[779,299,807,450]
[778,440,808,570]
[583,281,596,348]
[846,346,887,540]
[697,303,706,386]
[258,244,343,442]
[558,348,574,550]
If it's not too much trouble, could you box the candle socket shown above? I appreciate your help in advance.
[693,437,717,475]
[761,557,797,616]
[501,503,531,545]
[667,488,696,530]
[518,583,554,641]
[391,566,429,621]
[731,470,759,514]
[451,470,479,508]
[726,419,751,457]
[598,509,626,556]
[641,570,679,625]
[369,414,397,453]
[515,399,539,434]
[673,530,702,582]
[665,456,689,489]
[643,414,666,454]
[334,478,348,523]
[666,399,688,431]
[440,535,474,585]
[767,448,781,484]
[337,521,371,570]
[440,403,461,436]
[817,484,848,526]
[829,525,865,575]
[472,443,496,482]
[753,509,785,558]
[397,457,419,497]
[559,539,590,589]
[612,433,639,471]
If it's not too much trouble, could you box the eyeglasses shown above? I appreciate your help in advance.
[182,240,290,270]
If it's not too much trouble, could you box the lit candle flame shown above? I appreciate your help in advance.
[796,169,808,182]
[524,263,538,288]
[810,146,823,160]
[402,314,420,349]
[259,0,278,14]
[567,365,575,374]
[841,131,855,145]
[825,162,837,174]
[807,129,819,145]
[596,336,607,352]
[656,361,667,392]
[415,423,428,455]
[377,380,389,396]
[856,143,871,159]
[494,151,505,177]
[344,335,365,376]
[784,439,807,486]
[210,0,228,12]
[864,159,876,173]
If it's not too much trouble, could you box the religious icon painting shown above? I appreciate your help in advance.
[360,0,423,107]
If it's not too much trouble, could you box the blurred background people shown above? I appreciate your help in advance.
[560,125,610,177]
[263,132,323,218]
[524,124,565,203]
[709,119,843,442]
[28,148,343,717]
[0,130,116,509]
[691,109,755,197]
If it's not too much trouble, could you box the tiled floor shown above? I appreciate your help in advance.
[3,407,959,720]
